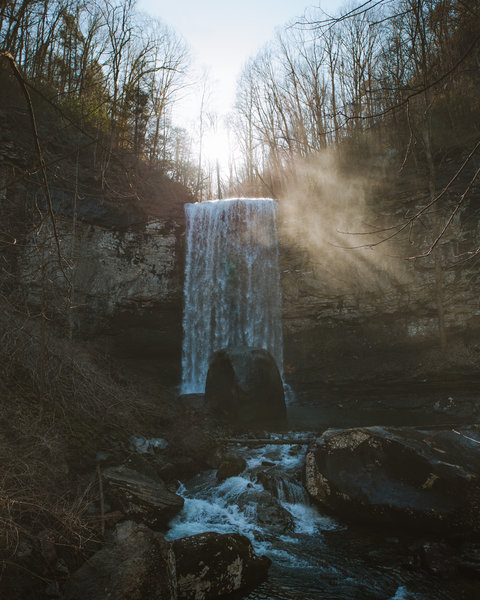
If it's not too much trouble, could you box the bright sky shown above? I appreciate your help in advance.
[137,0,344,170]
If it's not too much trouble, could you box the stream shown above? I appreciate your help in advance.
[166,420,478,599]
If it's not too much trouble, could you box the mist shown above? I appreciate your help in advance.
[278,148,414,299]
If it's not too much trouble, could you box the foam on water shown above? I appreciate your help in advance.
[166,434,341,570]
[282,502,339,535]
[389,586,418,600]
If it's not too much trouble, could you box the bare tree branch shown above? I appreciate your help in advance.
[334,138,480,249]
[410,164,480,259]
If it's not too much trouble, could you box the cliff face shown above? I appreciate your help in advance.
[15,187,480,390]
[277,170,480,389]
[18,216,185,385]
[279,229,479,389]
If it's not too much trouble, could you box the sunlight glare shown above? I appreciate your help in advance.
[202,128,231,171]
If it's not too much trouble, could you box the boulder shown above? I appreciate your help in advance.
[172,532,271,599]
[304,426,480,537]
[256,469,306,503]
[64,522,176,600]
[102,466,184,528]
[256,469,282,497]
[205,347,286,424]
[237,489,294,533]
[216,455,247,481]
[179,393,208,413]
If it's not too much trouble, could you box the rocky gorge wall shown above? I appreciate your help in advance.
[18,215,185,385]
[277,156,480,391]
[15,190,480,391]
[278,216,480,389]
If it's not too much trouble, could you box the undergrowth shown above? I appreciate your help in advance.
[0,300,176,598]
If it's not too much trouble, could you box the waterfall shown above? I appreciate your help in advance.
[181,198,283,394]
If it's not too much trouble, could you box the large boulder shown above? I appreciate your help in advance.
[64,522,176,600]
[205,347,286,424]
[304,426,480,537]
[102,466,184,528]
[172,532,271,599]
[216,455,247,481]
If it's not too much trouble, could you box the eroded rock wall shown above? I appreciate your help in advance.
[18,216,185,384]
[15,187,480,389]
[20,218,182,318]
[278,194,480,388]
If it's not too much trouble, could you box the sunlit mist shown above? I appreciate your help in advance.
[279,150,413,297]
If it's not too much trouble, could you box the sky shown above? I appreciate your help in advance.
[137,0,345,168]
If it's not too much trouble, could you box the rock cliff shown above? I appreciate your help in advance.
[14,177,480,391]
[277,163,480,390]
[18,215,185,384]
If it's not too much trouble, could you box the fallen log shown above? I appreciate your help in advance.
[219,438,314,446]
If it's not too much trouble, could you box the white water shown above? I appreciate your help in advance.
[166,436,339,567]
[181,198,283,394]
[165,438,456,600]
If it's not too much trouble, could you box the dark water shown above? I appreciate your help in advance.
[286,379,480,429]
[166,388,480,600]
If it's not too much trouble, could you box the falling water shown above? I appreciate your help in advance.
[181,198,283,394]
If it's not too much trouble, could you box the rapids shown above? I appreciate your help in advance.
[166,433,474,600]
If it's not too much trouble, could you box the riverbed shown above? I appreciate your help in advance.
[165,387,480,600]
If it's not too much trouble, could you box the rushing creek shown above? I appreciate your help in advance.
[165,423,477,600]
[174,197,477,598]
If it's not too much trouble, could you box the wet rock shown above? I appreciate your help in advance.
[237,489,294,533]
[304,426,480,537]
[102,466,184,528]
[64,522,176,600]
[255,496,294,532]
[172,532,271,599]
[458,542,480,577]
[257,470,306,503]
[216,455,247,480]
[256,470,281,496]
[179,393,208,414]
[205,346,286,424]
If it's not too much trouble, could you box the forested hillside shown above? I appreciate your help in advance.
[232,0,479,198]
